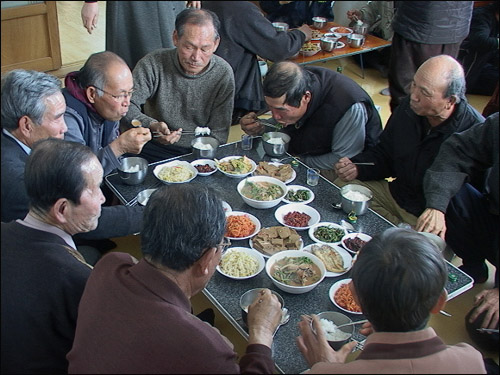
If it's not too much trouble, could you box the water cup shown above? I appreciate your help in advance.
[307,168,320,186]
[241,134,253,150]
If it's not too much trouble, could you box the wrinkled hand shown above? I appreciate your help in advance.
[296,314,356,367]
[240,112,265,136]
[81,2,99,34]
[298,24,313,42]
[346,9,362,21]
[186,1,201,9]
[149,121,182,146]
[247,289,283,348]
[415,208,447,239]
[334,157,359,181]
[469,288,499,330]
[111,128,151,156]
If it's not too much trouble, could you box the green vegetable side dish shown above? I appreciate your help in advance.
[216,156,253,174]
[285,189,311,202]
[313,226,345,242]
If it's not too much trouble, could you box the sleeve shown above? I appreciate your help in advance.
[467,7,499,53]
[424,115,498,212]
[301,102,366,169]
[238,344,275,374]
[360,1,378,26]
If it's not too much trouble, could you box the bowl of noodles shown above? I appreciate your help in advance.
[237,176,287,209]
[153,160,198,184]
[216,155,256,178]
[266,250,326,294]
[217,247,265,280]
[225,211,261,240]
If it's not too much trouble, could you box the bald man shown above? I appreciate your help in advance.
[334,55,485,227]
[63,51,152,175]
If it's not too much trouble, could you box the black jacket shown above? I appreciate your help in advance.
[260,0,334,29]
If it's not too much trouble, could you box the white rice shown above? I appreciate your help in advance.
[193,142,214,150]
[343,190,370,202]
[320,318,351,341]
[267,137,285,145]
[195,126,211,136]
[124,165,140,173]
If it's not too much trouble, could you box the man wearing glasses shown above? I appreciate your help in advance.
[63,51,152,175]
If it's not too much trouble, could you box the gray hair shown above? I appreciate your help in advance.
[175,8,220,41]
[1,69,61,131]
[263,62,312,107]
[75,51,128,98]
[443,64,466,104]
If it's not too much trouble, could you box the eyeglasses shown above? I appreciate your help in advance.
[217,239,232,254]
[92,85,134,102]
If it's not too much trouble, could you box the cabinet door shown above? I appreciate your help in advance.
[1,1,62,73]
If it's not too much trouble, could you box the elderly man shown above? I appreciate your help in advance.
[1,138,104,373]
[334,55,484,227]
[296,228,486,373]
[240,61,382,178]
[123,8,235,163]
[416,113,499,351]
[1,69,143,255]
[67,184,282,373]
[63,51,152,175]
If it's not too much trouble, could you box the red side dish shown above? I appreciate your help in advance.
[283,211,311,227]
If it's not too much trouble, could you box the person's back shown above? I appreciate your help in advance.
[297,228,486,374]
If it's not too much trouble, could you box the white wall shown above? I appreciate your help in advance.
[333,1,370,26]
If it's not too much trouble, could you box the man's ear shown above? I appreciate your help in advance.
[430,289,447,314]
[85,86,98,104]
[50,198,70,224]
[18,115,34,137]
[172,30,179,47]
[303,91,312,105]
[196,247,217,276]
[348,280,361,306]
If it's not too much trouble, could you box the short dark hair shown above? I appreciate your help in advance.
[175,8,220,41]
[263,62,312,107]
[76,51,128,97]
[25,138,98,215]
[1,69,61,131]
[141,184,226,271]
[351,228,447,332]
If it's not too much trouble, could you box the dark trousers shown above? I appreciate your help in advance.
[388,33,462,112]
[445,183,499,286]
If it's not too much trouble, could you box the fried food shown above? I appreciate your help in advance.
[254,162,293,182]
[311,244,345,273]
[252,226,302,255]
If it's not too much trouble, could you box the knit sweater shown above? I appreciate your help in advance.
[124,48,235,149]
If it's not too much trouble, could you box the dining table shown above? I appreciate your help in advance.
[105,138,473,374]
[287,22,392,78]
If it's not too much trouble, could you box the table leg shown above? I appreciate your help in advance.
[360,54,365,79]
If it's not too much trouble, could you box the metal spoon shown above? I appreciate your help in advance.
[273,308,290,337]
[340,219,355,232]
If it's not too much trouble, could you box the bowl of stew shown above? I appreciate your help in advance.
[237,176,287,209]
[266,250,326,294]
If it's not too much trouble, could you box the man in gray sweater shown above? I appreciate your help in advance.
[123,8,235,163]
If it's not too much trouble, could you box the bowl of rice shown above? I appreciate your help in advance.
[312,311,354,350]
[191,136,219,159]
[217,247,265,280]
[340,184,373,216]
[117,157,148,185]
[262,132,291,157]
[153,160,198,184]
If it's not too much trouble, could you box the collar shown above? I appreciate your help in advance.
[2,129,31,155]
[64,72,98,114]
[17,213,76,249]
[357,327,447,360]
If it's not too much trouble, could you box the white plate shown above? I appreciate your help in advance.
[329,26,353,36]
[341,232,372,254]
[334,41,345,49]
[216,247,265,280]
[253,162,296,184]
[225,211,261,240]
[302,244,352,277]
[153,160,198,184]
[216,156,257,178]
[222,201,232,213]
[274,203,320,231]
[190,159,217,176]
[329,278,363,315]
[282,185,315,204]
[249,227,304,258]
[309,222,347,245]
[137,188,157,206]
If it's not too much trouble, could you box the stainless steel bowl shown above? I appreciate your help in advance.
[262,132,291,157]
[312,17,327,29]
[340,184,373,216]
[320,37,337,52]
[191,136,220,159]
[347,33,365,48]
[315,311,354,350]
[117,157,148,185]
[240,288,284,326]
[272,22,289,32]
[353,23,369,35]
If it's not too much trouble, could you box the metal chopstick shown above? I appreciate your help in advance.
[477,328,499,333]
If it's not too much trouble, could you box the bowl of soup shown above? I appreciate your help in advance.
[266,250,326,294]
[237,176,287,209]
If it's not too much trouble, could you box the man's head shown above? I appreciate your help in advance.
[173,8,221,76]
[141,184,226,293]
[351,228,448,332]
[25,138,105,235]
[409,55,466,124]
[1,69,67,147]
[262,62,313,127]
[77,51,133,121]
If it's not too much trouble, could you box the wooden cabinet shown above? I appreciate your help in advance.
[1,1,61,73]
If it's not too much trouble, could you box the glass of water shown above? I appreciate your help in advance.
[307,168,320,186]
[241,134,253,150]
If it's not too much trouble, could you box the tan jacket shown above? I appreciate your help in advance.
[360,1,395,41]
[306,327,486,374]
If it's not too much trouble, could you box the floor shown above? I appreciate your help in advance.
[55,1,497,368]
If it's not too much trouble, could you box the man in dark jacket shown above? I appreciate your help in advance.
[203,1,312,124]
[240,61,382,179]
[334,55,484,227]
[260,1,334,29]
[388,1,473,112]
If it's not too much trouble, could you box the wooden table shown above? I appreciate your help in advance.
[289,22,391,78]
